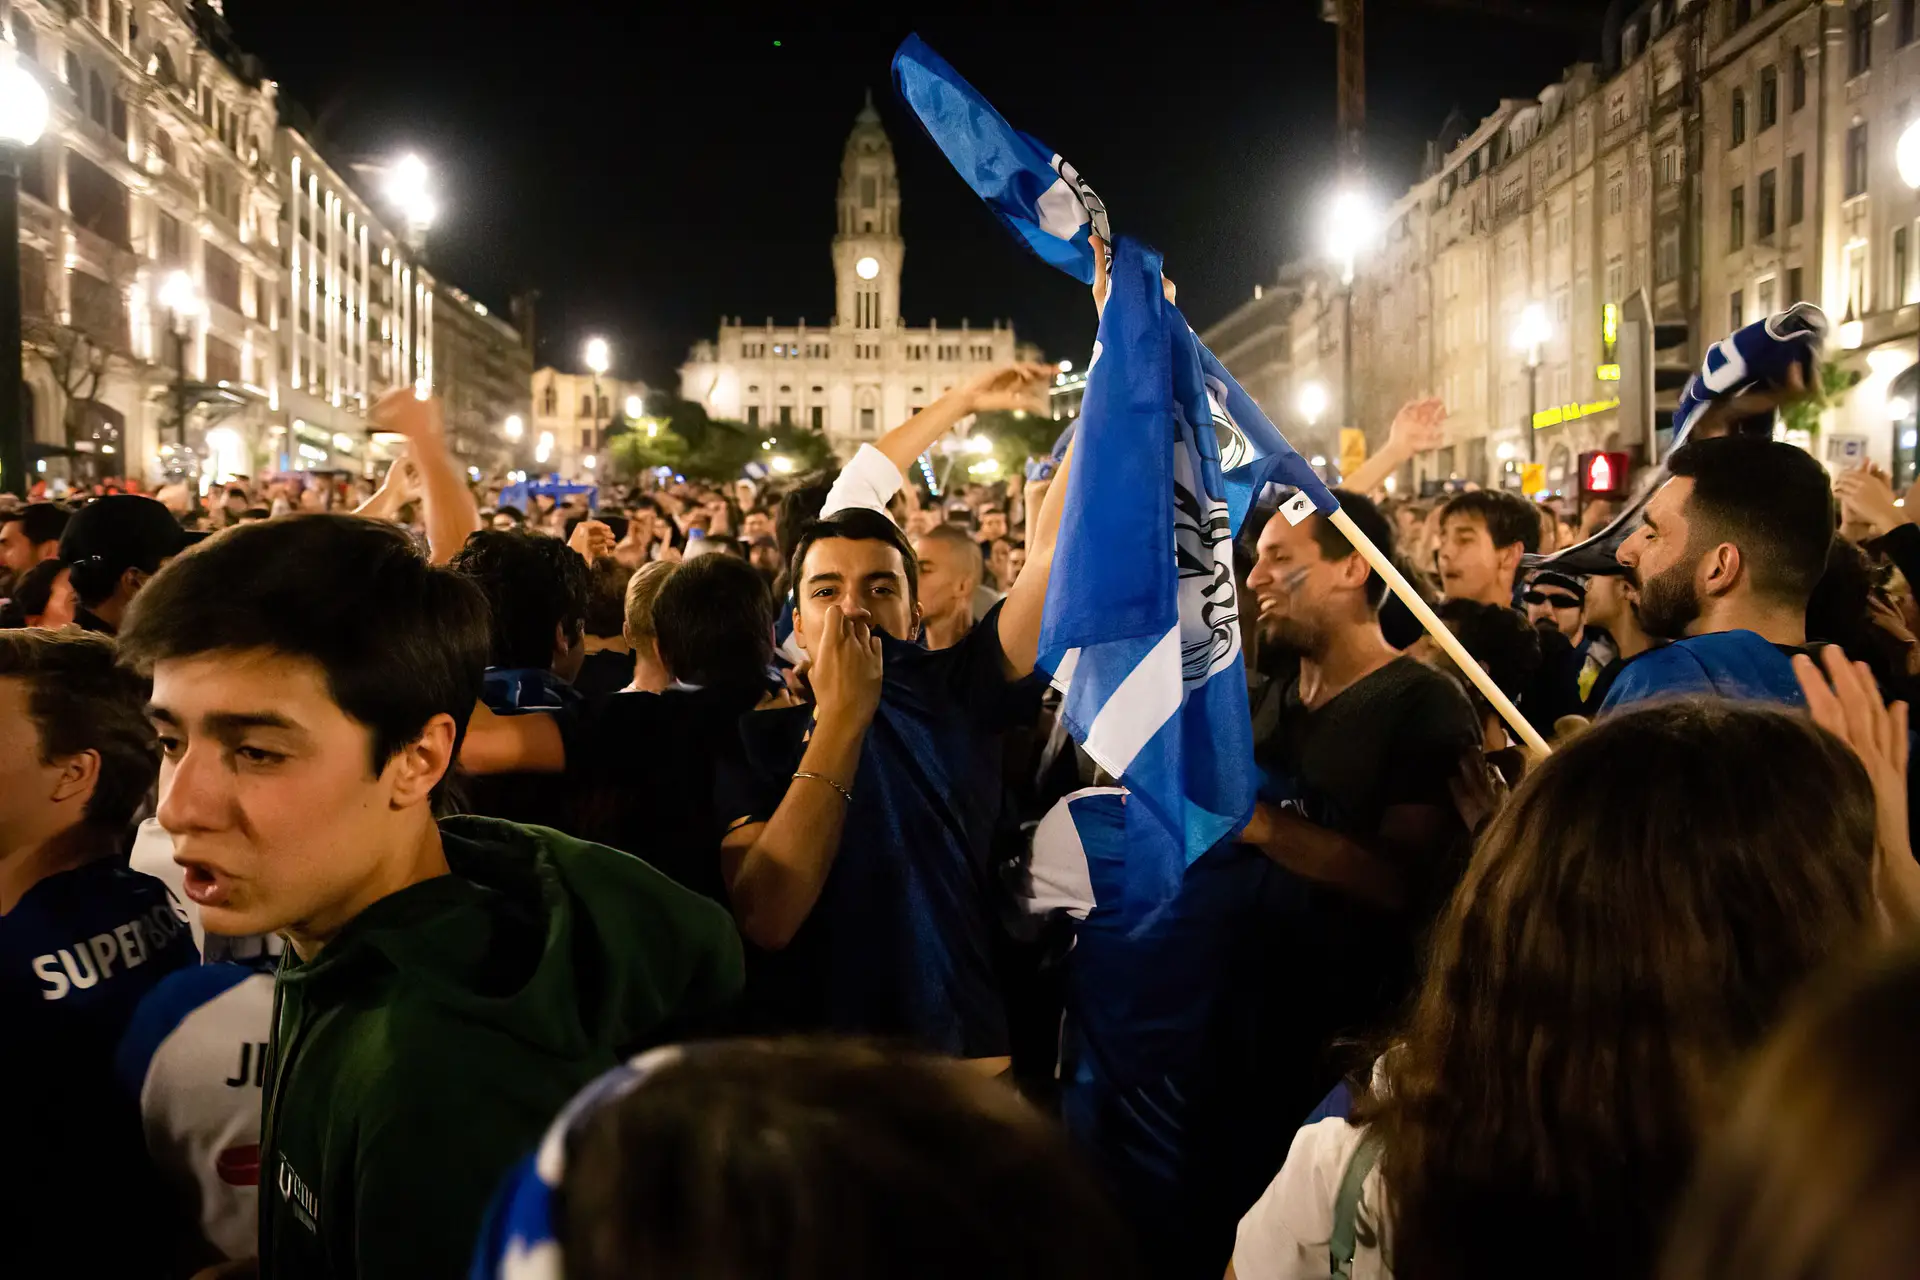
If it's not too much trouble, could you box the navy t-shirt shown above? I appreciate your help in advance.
[1,859,199,1271]
[717,602,1044,1057]
[1599,628,1809,713]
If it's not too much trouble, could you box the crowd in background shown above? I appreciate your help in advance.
[5,279,1920,1280]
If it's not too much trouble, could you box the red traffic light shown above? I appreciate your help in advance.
[1579,450,1630,497]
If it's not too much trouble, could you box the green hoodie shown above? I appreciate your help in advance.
[258,816,743,1279]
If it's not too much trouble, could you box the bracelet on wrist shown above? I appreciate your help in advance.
[793,770,853,806]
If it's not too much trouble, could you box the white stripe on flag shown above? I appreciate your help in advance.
[1080,626,1182,778]
[1034,174,1089,240]
[1049,647,1081,696]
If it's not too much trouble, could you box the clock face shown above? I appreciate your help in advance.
[855,255,880,280]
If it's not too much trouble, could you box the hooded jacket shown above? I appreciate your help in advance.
[257,817,743,1279]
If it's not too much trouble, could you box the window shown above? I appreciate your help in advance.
[88,70,108,127]
[64,51,80,90]
[860,176,876,209]
[1850,1,1872,78]
[1658,225,1681,282]
[205,245,241,311]
[65,150,129,248]
[1730,184,1745,250]
[1847,122,1870,198]
[778,405,792,427]
[1606,174,1624,214]
[1758,169,1777,238]
[747,405,760,428]
[1606,255,1625,301]
[542,384,556,415]
[859,407,876,433]
[580,394,592,417]
[1788,265,1804,304]
[1659,145,1681,187]
[598,395,609,418]
[1733,0,1752,26]
[810,405,824,430]
[1792,48,1808,111]
[1906,0,1920,45]
[110,93,127,141]
[1758,277,1776,316]
[1607,87,1629,129]
[157,210,183,265]
[1730,290,1744,331]
[1790,153,1806,223]
[1898,227,1912,306]
[1759,66,1778,130]
[1730,89,1746,146]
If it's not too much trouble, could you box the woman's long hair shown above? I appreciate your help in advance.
[1356,700,1877,1280]
[1661,941,1920,1280]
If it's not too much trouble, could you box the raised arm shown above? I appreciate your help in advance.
[719,607,883,950]
[997,437,1074,680]
[370,388,481,565]
[871,363,1055,477]
[1343,396,1447,497]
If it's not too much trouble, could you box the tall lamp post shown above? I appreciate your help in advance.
[385,153,436,256]
[1323,188,1379,440]
[1298,380,1329,478]
[583,335,609,476]
[0,58,48,498]
[1511,302,1552,464]
[158,269,203,509]
[1896,120,1920,488]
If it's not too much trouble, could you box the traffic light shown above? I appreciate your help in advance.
[1579,450,1631,498]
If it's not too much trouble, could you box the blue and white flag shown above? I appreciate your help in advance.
[894,36,1342,873]
[892,34,1110,285]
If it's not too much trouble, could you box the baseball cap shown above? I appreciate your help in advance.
[1525,570,1586,602]
[58,495,200,581]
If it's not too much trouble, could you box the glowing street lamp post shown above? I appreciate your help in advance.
[1511,302,1553,465]
[1323,189,1378,442]
[0,58,48,496]
[1299,381,1329,479]
[583,336,610,477]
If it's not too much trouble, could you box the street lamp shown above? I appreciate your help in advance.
[1299,381,1330,479]
[624,393,642,420]
[159,269,204,507]
[1511,302,1553,463]
[385,153,436,253]
[0,57,48,497]
[503,413,524,442]
[1323,187,1379,439]
[582,336,610,464]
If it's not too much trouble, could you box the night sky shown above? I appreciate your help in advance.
[227,0,1615,388]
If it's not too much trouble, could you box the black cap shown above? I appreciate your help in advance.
[1526,569,1586,601]
[58,495,198,580]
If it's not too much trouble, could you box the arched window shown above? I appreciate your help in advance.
[89,70,108,127]
[542,384,556,415]
[153,47,177,87]
[153,130,176,167]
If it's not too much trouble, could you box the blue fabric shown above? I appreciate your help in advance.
[718,603,1041,1057]
[892,34,1110,285]
[497,477,598,514]
[1672,304,1828,446]
[481,667,582,715]
[1599,630,1807,713]
[112,959,262,1098]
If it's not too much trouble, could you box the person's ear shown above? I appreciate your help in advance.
[389,714,457,809]
[49,749,101,808]
[1337,551,1371,593]
[791,608,809,654]
[1701,541,1742,598]
[1496,543,1524,579]
[120,565,150,599]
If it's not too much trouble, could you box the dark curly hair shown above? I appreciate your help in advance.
[449,529,590,670]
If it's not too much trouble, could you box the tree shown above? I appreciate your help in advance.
[23,280,126,480]
[1780,360,1863,446]
[605,419,689,479]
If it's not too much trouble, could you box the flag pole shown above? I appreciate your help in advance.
[1326,507,1553,757]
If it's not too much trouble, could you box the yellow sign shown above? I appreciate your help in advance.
[1521,463,1546,496]
[1338,427,1367,477]
[1532,396,1621,430]
[1596,363,1621,381]
[1601,302,1619,351]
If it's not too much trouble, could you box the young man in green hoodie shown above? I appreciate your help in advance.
[118,511,745,1280]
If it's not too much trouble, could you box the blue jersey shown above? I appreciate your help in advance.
[718,602,1043,1057]
[1600,629,1808,713]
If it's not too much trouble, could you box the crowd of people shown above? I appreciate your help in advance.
[5,270,1920,1280]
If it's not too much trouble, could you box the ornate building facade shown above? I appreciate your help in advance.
[679,95,1040,457]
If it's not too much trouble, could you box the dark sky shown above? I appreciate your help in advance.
[227,0,1616,388]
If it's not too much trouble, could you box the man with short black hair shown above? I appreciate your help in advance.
[119,514,741,1279]
[1434,489,1540,607]
[1,501,69,577]
[57,494,197,635]
[450,528,592,709]
[0,629,198,1274]
[1605,435,1834,710]
[719,483,1066,1063]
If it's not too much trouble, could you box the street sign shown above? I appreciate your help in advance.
[1338,427,1367,477]
[1521,463,1546,496]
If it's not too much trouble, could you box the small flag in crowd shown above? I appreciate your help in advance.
[892,35,1342,878]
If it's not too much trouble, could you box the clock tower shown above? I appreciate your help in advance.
[833,90,903,334]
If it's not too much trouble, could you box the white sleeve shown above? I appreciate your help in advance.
[822,444,907,516]
[1023,787,1125,920]
[1233,1119,1384,1280]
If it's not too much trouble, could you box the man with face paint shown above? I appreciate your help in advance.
[1604,436,1834,712]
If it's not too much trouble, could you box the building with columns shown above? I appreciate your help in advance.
[679,94,1040,457]
[531,364,647,478]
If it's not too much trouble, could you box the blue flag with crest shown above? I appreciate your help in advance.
[892,35,1339,879]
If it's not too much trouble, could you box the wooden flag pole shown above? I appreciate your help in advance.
[1327,507,1553,757]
